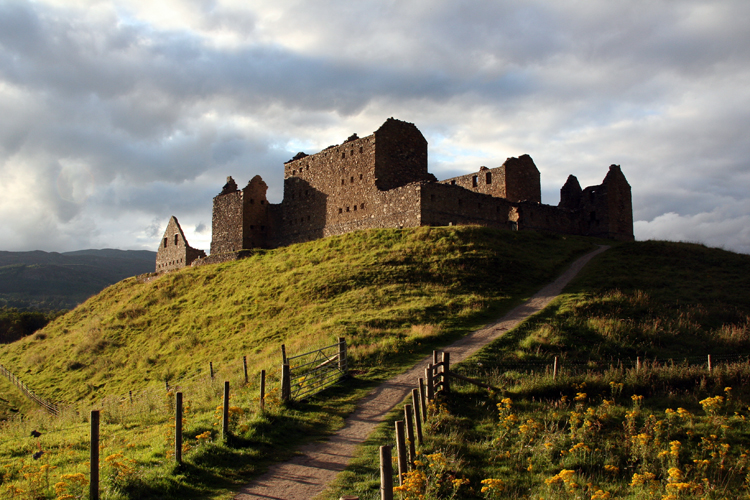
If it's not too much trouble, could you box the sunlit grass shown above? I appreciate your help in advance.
[323,240,750,500]
[0,226,595,499]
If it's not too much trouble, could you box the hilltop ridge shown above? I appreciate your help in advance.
[0,227,595,405]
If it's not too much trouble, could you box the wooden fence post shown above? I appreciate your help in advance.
[433,350,439,365]
[281,363,291,402]
[222,381,230,441]
[90,410,100,500]
[243,356,248,384]
[281,344,287,365]
[418,378,427,424]
[426,364,434,403]
[175,392,183,465]
[395,420,407,485]
[380,445,393,500]
[708,354,712,373]
[210,362,214,380]
[338,337,348,374]
[553,357,558,380]
[405,404,416,467]
[411,388,423,445]
[442,352,450,394]
[260,370,266,412]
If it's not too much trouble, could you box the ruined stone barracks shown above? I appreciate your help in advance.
[156,118,633,272]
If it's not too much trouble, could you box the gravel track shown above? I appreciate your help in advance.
[234,245,609,500]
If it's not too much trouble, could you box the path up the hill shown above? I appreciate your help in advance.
[234,245,610,500]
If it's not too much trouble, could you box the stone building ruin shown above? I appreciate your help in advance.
[155,216,206,272]
[155,118,633,272]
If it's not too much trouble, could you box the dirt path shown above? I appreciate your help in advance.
[234,245,609,500]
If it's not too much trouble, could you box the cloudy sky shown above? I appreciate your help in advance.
[1,0,748,255]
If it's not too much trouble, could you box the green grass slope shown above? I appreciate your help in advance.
[325,240,750,500]
[481,240,750,363]
[0,227,594,406]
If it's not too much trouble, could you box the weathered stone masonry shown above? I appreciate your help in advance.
[155,118,633,272]
[155,216,206,272]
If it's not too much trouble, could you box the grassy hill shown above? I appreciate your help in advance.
[0,249,156,310]
[326,240,750,500]
[0,227,595,405]
[3,230,749,499]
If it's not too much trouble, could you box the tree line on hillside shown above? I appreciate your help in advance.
[0,307,64,344]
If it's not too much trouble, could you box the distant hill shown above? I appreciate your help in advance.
[0,249,156,310]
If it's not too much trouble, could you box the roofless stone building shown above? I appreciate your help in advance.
[156,118,633,271]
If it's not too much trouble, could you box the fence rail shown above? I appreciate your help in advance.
[0,363,59,415]
[282,338,348,401]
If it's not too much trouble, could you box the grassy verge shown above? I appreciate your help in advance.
[0,227,596,499]
[322,240,750,499]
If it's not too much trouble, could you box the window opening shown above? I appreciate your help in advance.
[163,238,168,248]
[486,172,492,184]
[472,175,478,187]
[339,208,343,214]
[360,203,365,209]
[451,180,456,185]
[353,205,357,211]
[341,152,345,159]
[350,176,354,183]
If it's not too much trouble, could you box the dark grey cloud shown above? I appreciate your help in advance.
[0,0,748,253]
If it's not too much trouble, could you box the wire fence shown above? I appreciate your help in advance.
[0,363,59,415]
[460,352,750,378]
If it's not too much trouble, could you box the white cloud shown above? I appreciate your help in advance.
[635,200,750,255]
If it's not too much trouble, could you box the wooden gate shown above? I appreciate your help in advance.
[284,338,348,401]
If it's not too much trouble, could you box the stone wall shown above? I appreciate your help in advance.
[155,216,206,272]
[210,178,244,255]
[373,118,433,190]
[439,154,541,203]
[515,202,580,235]
[578,165,633,241]
[278,131,376,246]
[421,182,515,229]
[504,155,542,203]
[242,175,271,249]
